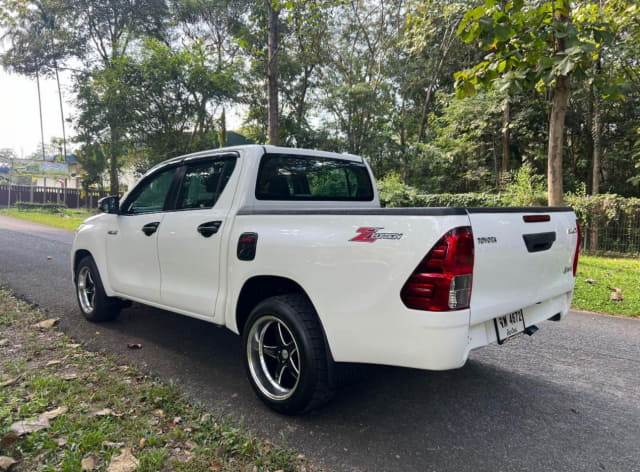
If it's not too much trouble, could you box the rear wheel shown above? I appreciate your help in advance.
[242,294,334,414]
[75,256,123,322]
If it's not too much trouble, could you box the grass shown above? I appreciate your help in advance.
[0,289,316,471]
[573,255,640,317]
[0,208,96,231]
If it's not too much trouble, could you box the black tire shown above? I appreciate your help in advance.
[242,294,335,415]
[74,256,123,322]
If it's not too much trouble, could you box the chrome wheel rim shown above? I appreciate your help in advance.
[247,316,301,401]
[77,266,96,314]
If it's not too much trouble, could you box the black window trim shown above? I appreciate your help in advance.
[119,164,182,216]
[172,156,238,212]
[119,152,240,215]
[255,153,375,202]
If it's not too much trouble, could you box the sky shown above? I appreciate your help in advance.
[0,66,246,161]
[0,67,76,158]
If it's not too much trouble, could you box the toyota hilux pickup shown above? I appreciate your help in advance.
[71,145,580,414]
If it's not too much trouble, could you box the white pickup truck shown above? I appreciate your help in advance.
[72,145,580,414]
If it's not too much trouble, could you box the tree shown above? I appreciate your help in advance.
[1,0,78,161]
[266,0,279,145]
[174,0,249,144]
[127,39,241,166]
[320,0,404,166]
[454,0,619,205]
[67,0,169,194]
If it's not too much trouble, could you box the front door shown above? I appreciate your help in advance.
[106,166,177,302]
[157,156,238,318]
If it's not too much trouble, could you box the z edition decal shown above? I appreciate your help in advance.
[350,227,403,243]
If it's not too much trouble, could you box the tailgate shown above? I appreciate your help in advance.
[467,208,578,325]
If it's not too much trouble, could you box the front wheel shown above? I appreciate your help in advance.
[242,294,335,415]
[75,256,123,322]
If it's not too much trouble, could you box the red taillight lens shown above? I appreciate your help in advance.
[572,220,581,277]
[401,227,474,311]
[523,214,551,223]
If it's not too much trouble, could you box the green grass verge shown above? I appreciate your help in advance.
[0,289,315,471]
[0,209,96,231]
[573,255,640,317]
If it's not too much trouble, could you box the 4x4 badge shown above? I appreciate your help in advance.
[350,227,403,243]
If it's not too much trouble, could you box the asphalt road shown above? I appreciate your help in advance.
[0,213,639,472]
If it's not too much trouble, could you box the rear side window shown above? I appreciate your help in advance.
[176,157,236,210]
[256,154,374,201]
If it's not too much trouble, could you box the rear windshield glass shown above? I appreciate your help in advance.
[256,154,374,201]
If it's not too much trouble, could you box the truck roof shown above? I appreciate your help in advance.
[147,145,364,175]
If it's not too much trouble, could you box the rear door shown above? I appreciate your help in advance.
[468,208,579,324]
[156,154,239,318]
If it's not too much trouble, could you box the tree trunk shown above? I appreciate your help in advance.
[501,94,510,183]
[547,3,570,206]
[547,75,569,206]
[591,82,602,196]
[590,71,602,251]
[35,68,46,160]
[218,108,227,148]
[267,1,279,145]
[109,125,120,196]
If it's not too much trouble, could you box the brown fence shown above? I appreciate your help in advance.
[0,184,109,209]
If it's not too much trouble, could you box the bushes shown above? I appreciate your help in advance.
[377,174,640,254]
[377,166,547,208]
[565,194,640,254]
[378,173,508,208]
[14,202,68,213]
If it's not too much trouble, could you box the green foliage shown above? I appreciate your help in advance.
[14,201,67,212]
[502,164,547,206]
[565,193,640,229]
[377,174,505,208]
[454,0,616,97]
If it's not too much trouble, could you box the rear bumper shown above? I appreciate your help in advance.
[329,291,573,371]
[464,290,573,360]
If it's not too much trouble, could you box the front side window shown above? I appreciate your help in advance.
[256,154,374,201]
[176,158,236,210]
[123,167,175,214]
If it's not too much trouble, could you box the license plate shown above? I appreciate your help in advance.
[494,309,525,344]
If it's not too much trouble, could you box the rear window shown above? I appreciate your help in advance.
[256,154,374,201]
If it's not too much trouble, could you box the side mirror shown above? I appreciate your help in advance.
[98,196,120,214]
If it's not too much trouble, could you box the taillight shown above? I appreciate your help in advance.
[572,221,581,276]
[523,214,550,223]
[401,227,474,311]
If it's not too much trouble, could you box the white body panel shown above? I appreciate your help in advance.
[71,145,578,372]
[226,212,473,369]
[469,211,578,325]
[106,213,164,301]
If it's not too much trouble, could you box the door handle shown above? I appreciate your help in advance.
[197,221,222,238]
[141,222,160,236]
[522,231,556,252]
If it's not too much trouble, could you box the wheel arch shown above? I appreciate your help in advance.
[72,249,113,296]
[73,249,93,282]
[234,276,333,359]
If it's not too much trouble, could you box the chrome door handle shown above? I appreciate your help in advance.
[107,230,119,235]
